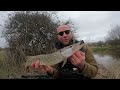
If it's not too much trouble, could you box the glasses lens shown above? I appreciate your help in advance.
[65,30,70,34]
[58,32,64,36]
[58,30,70,36]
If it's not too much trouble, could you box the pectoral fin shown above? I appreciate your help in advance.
[61,58,67,68]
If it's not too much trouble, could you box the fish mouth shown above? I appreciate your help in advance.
[60,41,84,57]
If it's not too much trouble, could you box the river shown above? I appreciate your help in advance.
[93,53,120,78]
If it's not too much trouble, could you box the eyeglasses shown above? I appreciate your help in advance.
[57,30,71,36]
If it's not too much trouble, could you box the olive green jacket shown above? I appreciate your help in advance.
[51,40,98,79]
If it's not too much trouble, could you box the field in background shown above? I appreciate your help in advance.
[90,45,113,53]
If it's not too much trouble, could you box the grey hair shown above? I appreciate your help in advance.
[71,31,77,43]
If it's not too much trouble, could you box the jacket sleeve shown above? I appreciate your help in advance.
[80,44,98,78]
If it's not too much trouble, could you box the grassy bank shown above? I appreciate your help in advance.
[106,60,120,79]
[90,46,113,54]
[0,50,25,79]
[0,50,9,78]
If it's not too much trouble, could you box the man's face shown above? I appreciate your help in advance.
[57,25,73,45]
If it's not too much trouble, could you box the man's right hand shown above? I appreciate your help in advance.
[31,60,54,75]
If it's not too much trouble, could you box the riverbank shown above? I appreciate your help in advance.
[94,64,114,79]
[90,46,112,54]
[90,45,120,55]
[93,53,120,79]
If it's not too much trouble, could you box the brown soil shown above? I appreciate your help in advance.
[21,64,114,79]
[93,64,114,79]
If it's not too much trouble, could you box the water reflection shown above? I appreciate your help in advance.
[94,53,114,67]
[93,53,120,79]
[94,53,120,64]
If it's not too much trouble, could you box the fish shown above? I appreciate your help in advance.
[24,41,85,67]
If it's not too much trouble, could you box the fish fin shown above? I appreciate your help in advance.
[61,59,67,68]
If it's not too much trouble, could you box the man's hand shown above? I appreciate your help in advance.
[69,51,85,70]
[31,60,54,75]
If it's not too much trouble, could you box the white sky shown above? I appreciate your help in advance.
[57,11,120,42]
[0,11,120,47]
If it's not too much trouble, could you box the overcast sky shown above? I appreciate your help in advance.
[0,11,120,48]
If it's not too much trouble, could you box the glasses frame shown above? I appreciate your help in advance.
[57,30,71,36]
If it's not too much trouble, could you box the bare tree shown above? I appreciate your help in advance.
[3,11,60,67]
[105,25,120,46]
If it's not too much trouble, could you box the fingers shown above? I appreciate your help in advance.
[41,65,47,70]
[31,60,40,68]
[70,55,79,65]
[46,66,51,71]
[35,60,40,68]
[75,51,85,58]
[79,51,85,56]
[70,56,76,64]
[31,60,53,74]
[69,50,85,66]
[46,66,54,74]
[31,62,35,68]
[45,66,53,72]
[40,65,53,74]
[72,54,79,62]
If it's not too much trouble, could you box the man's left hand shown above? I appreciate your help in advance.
[69,51,85,70]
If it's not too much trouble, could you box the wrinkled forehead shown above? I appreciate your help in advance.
[57,25,70,32]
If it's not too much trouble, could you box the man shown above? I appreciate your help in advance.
[31,25,98,79]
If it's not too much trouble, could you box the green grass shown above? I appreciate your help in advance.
[90,46,113,54]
